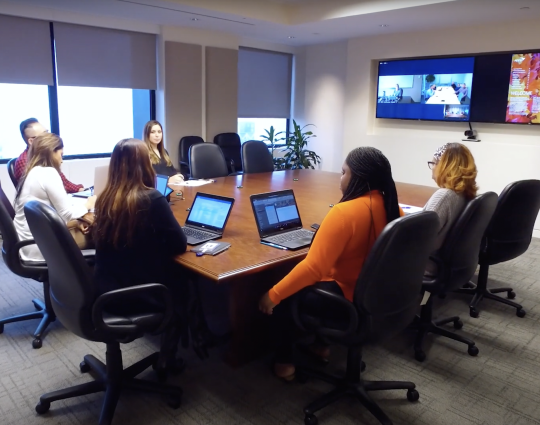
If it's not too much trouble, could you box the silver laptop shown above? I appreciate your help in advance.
[182,192,235,245]
[72,165,109,198]
[250,189,315,250]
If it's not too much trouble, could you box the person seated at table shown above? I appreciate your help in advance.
[394,84,403,100]
[258,146,402,381]
[458,83,469,104]
[425,84,437,100]
[14,133,96,262]
[143,120,184,184]
[15,118,84,193]
[425,143,478,276]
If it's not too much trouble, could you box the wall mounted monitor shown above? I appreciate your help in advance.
[376,57,475,122]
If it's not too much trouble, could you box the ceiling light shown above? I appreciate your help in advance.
[379,24,389,27]
[520,6,530,9]
[191,18,199,21]
[288,36,295,39]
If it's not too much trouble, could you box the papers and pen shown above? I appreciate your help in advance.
[399,203,423,215]
[174,179,215,187]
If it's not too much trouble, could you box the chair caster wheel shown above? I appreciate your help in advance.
[453,319,463,330]
[32,338,42,349]
[0,324,4,334]
[516,309,526,318]
[35,401,50,414]
[79,361,91,373]
[414,350,426,362]
[468,345,479,356]
[166,394,182,409]
[361,361,366,372]
[507,291,516,299]
[469,308,479,318]
[304,413,318,425]
[407,389,420,402]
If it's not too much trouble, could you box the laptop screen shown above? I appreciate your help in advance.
[251,190,303,236]
[186,193,235,232]
[155,174,173,197]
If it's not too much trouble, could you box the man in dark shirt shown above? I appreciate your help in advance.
[15,118,84,193]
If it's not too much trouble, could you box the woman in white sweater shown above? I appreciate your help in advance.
[424,142,478,275]
[14,133,96,262]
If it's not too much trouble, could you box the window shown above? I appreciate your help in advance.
[0,83,51,160]
[57,87,151,156]
[238,118,288,145]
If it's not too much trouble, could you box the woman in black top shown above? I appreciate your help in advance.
[143,120,184,184]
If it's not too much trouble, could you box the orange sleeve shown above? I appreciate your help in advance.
[399,206,405,217]
[268,204,353,305]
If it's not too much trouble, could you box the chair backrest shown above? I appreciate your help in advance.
[354,211,440,342]
[178,136,204,177]
[7,158,18,188]
[213,133,242,173]
[241,140,275,174]
[437,191,498,290]
[24,201,97,341]
[484,180,540,264]
[0,180,23,274]
[189,143,229,179]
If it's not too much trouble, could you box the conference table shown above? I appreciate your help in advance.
[169,170,437,365]
[426,86,460,105]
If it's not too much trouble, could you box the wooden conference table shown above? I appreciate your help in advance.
[426,86,460,105]
[169,170,436,365]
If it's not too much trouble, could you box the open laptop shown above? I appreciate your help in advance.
[72,165,109,198]
[182,192,235,245]
[250,189,315,250]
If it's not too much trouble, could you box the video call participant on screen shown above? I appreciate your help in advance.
[14,133,96,262]
[394,84,403,100]
[143,120,184,184]
[15,118,84,193]
[425,143,478,276]
[93,138,217,364]
[258,147,403,381]
[457,83,469,104]
[425,84,436,100]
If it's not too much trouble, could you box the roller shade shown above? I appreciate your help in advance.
[238,47,292,118]
[54,23,157,89]
[0,15,53,85]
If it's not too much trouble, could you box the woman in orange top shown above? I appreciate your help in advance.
[259,146,402,380]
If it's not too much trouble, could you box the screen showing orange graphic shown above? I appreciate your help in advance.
[506,53,540,124]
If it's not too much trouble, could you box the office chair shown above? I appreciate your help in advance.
[456,180,540,318]
[7,157,18,188]
[413,192,498,362]
[178,136,204,178]
[292,211,439,425]
[241,140,275,174]
[189,142,230,179]
[214,133,242,174]
[24,201,182,425]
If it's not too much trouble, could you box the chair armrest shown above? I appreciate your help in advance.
[5,239,37,266]
[229,171,243,176]
[179,161,189,167]
[291,287,359,341]
[226,158,236,173]
[92,283,173,336]
[422,255,444,289]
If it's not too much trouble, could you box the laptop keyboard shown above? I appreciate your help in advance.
[267,229,314,244]
[183,227,216,241]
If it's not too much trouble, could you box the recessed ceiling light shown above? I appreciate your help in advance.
[379,24,389,27]
[520,6,530,9]
[288,36,295,39]
[191,18,200,21]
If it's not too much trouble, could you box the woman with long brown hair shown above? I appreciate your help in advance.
[14,133,96,262]
[143,120,184,184]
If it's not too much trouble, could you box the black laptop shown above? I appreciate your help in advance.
[182,192,235,245]
[250,189,315,250]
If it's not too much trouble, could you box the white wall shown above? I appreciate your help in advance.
[299,19,540,235]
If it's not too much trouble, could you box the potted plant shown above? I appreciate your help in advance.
[279,120,321,170]
[260,126,285,170]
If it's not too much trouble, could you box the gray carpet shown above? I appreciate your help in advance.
[1,240,540,425]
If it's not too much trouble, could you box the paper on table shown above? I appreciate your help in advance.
[173,179,214,187]
[399,203,423,215]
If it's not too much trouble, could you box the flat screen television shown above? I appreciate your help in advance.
[376,57,475,122]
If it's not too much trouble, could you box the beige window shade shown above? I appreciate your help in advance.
[0,15,53,85]
[238,47,292,119]
[54,23,156,90]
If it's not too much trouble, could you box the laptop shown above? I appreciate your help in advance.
[250,189,315,250]
[155,174,173,198]
[182,192,235,245]
[72,165,109,198]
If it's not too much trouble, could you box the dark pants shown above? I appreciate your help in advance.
[272,281,347,364]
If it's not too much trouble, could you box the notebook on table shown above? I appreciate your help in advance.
[182,192,235,245]
[250,189,315,250]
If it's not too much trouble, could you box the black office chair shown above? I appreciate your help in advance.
[456,180,540,318]
[7,157,18,188]
[413,192,498,362]
[189,142,230,179]
[241,140,275,174]
[24,201,182,425]
[292,211,440,425]
[0,180,51,349]
[178,136,204,178]
[214,133,242,174]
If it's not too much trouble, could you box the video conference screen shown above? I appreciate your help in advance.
[376,51,540,125]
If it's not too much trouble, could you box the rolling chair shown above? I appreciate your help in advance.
[7,157,18,188]
[178,136,204,178]
[292,211,440,425]
[214,133,242,174]
[456,180,540,318]
[241,140,275,174]
[413,192,498,362]
[189,142,230,179]
[25,201,182,425]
